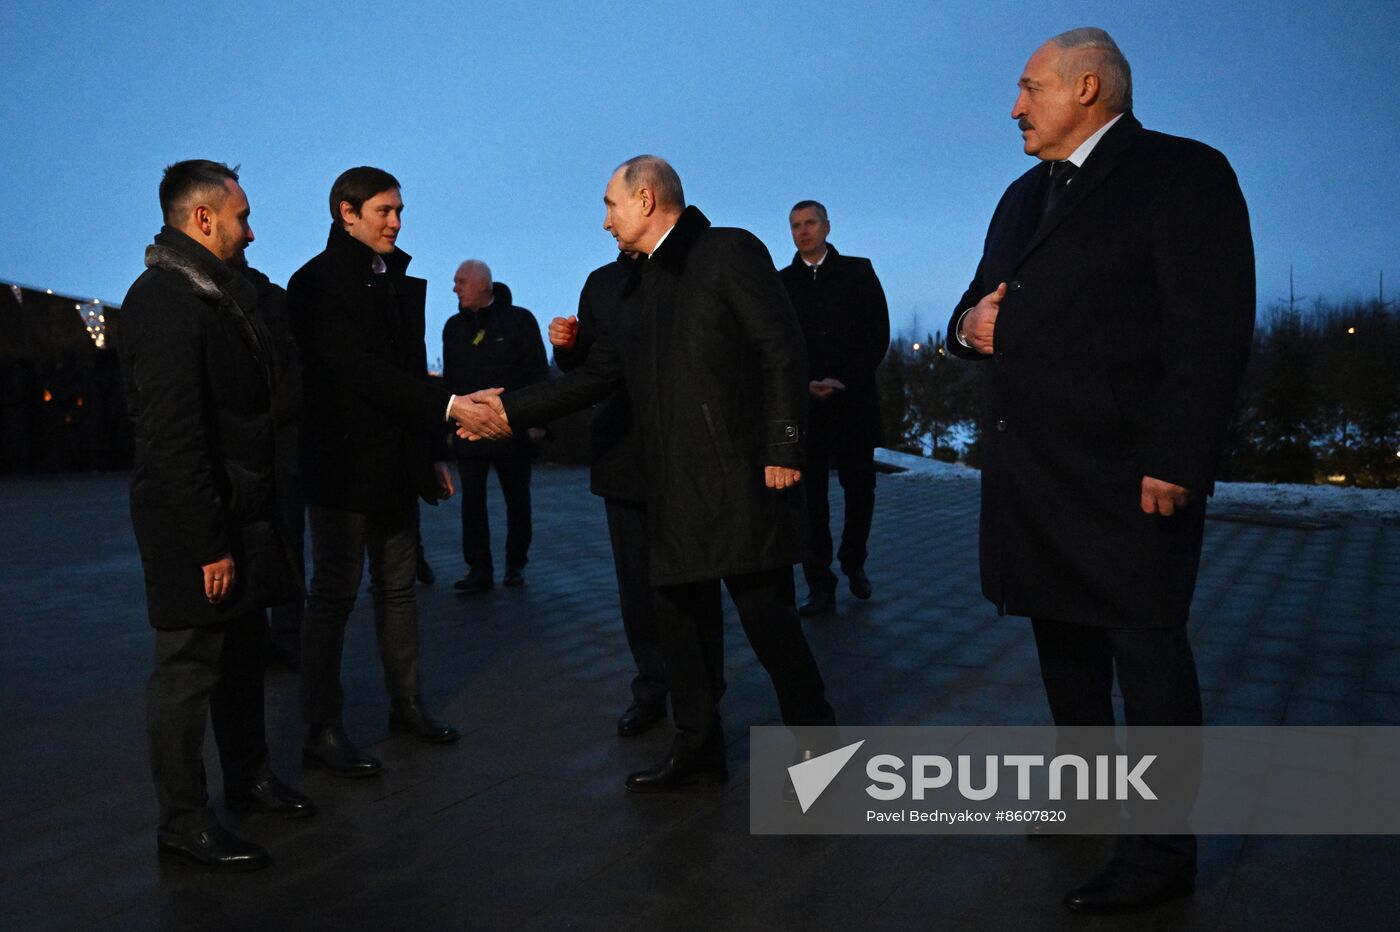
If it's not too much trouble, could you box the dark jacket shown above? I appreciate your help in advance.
[442,282,548,459]
[504,207,809,586]
[241,266,301,481]
[947,113,1255,628]
[780,244,889,451]
[113,228,300,630]
[554,255,645,501]
[288,225,450,515]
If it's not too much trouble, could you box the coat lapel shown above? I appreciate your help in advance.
[1017,112,1142,265]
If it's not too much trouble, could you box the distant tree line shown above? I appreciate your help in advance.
[876,296,1399,488]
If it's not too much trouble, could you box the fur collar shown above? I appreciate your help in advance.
[144,243,226,304]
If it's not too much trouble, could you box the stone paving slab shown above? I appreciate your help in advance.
[1,466,1397,930]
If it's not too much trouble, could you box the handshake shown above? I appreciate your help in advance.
[449,389,512,441]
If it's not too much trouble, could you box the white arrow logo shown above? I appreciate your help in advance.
[787,740,866,813]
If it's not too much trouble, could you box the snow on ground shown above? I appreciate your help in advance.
[875,448,1399,521]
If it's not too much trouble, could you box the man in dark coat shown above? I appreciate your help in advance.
[947,29,1254,913]
[548,252,669,736]
[780,200,889,616]
[463,156,835,790]
[442,261,549,592]
[114,160,313,872]
[289,166,468,777]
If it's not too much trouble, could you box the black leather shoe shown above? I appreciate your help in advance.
[226,774,316,819]
[453,569,494,594]
[302,724,382,777]
[625,752,728,793]
[1064,860,1195,914]
[797,589,836,617]
[158,824,270,872]
[503,567,524,588]
[389,696,460,744]
[847,569,872,600]
[416,554,435,585]
[617,702,666,737]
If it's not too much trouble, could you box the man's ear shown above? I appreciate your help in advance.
[638,187,656,217]
[1077,72,1101,107]
[338,200,358,226]
[193,204,214,236]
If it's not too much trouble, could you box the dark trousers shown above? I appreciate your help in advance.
[148,613,270,833]
[268,471,305,652]
[1031,618,1202,872]
[802,442,876,593]
[457,455,532,574]
[655,566,834,757]
[603,497,667,709]
[301,503,421,726]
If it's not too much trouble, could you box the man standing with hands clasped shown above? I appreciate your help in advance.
[948,29,1254,914]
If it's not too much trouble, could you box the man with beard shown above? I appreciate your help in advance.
[459,156,835,790]
[114,160,313,871]
[289,166,473,776]
[947,28,1254,913]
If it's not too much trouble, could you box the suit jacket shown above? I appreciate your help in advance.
[114,228,300,629]
[554,255,645,502]
[288,225,449,516]
[947,113,1255,628]
[780,244,889,451]
[504,206,809,585]
[442,281,549,459]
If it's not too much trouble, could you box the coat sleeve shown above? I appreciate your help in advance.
[288,270,450,433]
[118,287,230,565]
[947,183,1021,362]
[1143,147,1255,492]
[834,259,890,391]
[721,232,808,469]
[518,309,550,387]
[554,277,597,373]
[503,327,623,428]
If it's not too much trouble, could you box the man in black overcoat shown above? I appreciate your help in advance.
[947,29,1254,913]
[548,253,669,736]
[780,200,889,616]
[459,156,835,790]
[289,166,471,776]
[114,160,313,871]
[442,260,549,592]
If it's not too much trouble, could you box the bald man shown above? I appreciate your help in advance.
[442,260,548,592]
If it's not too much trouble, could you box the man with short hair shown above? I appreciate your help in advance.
[467,155,835,790]
[442,260,548,593]
[947,28,1254,913]
[115,159,313,872]
[780,200,889,616]
[289,166,475,776]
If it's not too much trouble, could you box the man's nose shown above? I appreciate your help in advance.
[1011,93,1027,119]
[246,226,255,244]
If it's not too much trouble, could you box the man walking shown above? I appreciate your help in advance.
[289,166,468,776]
[948,29,1254,913]
[115,160,313,871]
[442,260,548,593]
[780,201,889,616]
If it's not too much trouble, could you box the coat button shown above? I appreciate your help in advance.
[1007,280,1021,291]
[785,426,796,438]
[995,419,1007,432]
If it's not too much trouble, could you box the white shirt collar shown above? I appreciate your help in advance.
[1065,112,1124,168]
[647,224,677,258]
[802,248,829,268]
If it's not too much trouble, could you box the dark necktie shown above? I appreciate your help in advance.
[1041,160,1079,219]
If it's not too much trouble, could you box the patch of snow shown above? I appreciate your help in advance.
[875,447,978,480]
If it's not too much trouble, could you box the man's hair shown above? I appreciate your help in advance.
[1051,27,1133,113]
[456,259,492,283]
[159,160,239,225]
[329,166,400,222]
[616,155,685,210]
[790,200,829,222]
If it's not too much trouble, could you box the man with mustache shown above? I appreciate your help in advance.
[948,28,1254,913]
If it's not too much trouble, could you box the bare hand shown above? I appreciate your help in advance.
[808,377,846,401]
[434,461,455,499]
[202,553,235,603]
[1140,475,1191,516]
[961,282,1007,355]
[549,315,578,350]
[765,466,802,490]
[451,388,512,441]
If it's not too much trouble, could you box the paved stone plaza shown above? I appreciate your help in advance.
[2,466,1397,930]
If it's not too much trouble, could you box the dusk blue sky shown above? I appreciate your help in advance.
[4,1,1397,355]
